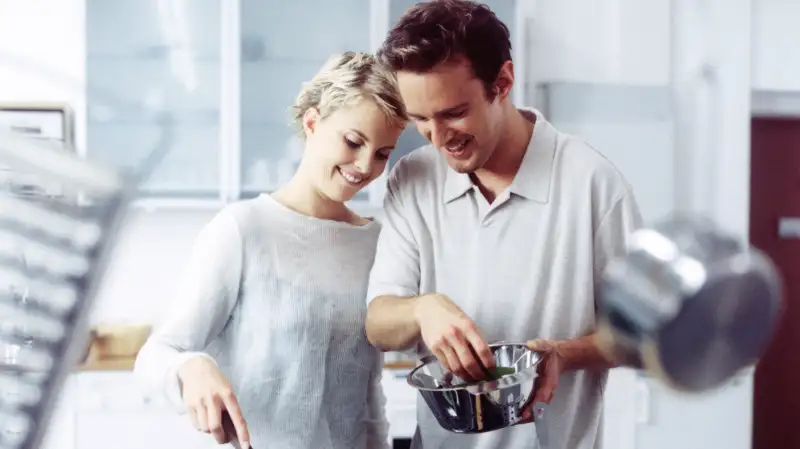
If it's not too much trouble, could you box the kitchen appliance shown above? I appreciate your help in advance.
[0,127,131,449]
[0,104,75,200]
[0,99,172,448]
[407,343,549,446]
[596,215,783,392]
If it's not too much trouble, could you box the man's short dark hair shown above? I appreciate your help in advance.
[377,0,512,97]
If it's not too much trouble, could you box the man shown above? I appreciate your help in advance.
[365,1,642,448]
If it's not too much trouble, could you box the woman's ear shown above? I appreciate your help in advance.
[302,107,320,136]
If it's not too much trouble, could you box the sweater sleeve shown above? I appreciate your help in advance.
[365,352,391,449]
[133,208,244,412]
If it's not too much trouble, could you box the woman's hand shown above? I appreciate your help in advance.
[177,356,251,448]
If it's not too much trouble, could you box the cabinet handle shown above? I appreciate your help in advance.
[635,379,651,425]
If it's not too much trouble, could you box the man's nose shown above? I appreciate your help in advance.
[426,121,450,149]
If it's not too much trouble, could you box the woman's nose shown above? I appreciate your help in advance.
[354,152,374,176]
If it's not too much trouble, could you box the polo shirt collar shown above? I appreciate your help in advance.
[443,108,556,204]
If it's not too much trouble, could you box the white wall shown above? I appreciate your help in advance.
[0,0,87,153]
[543,84,675,224]
[91,210,214,323]
[0,0,205,324]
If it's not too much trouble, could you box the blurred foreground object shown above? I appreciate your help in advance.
[597,216,784,392]
[0,126,133,449]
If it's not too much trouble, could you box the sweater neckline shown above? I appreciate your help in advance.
[258,193,378,231]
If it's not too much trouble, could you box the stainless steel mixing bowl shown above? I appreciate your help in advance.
[407,342,543,434]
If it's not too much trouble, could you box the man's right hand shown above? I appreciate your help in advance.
[177,356,251,448]
[414,293,496,381]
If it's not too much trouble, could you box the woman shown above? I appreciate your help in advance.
[133,51,407,449]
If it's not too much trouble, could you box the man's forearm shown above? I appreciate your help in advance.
[553,333,620,372]
[366,295,422,351]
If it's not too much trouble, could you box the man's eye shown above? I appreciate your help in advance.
[447,110,466,119]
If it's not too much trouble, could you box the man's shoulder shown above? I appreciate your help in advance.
[553,130,634,198]
[387,144,446,191]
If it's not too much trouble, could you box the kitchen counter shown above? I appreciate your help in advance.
[78,323,421,372]
[78,356,417,372]
[78,356,137,371]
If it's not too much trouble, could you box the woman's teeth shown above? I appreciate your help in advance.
[338,168,363,185]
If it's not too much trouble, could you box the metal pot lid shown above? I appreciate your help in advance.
[651,251,781,390]
[598,216,783,391]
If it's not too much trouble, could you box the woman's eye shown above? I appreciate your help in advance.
[345,138,361,149]
[376,151,391,161]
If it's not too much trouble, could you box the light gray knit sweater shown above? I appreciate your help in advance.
[133,193,390,449]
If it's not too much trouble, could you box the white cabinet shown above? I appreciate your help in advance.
[71,372,214,449]
[81,0,680,209]
[602,368,639,449]
[603,369,756,449]
[381,369,418,440]
[85,0,224,203]
[526,0,671,87]
[84,0,394,209]
[39,377,77,449]
[238,0,378,202]
[38,369,754,449]
[634,371,754,449]
[752,0,800,92]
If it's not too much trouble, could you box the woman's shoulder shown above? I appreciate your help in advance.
[198,196,277,243]
[218,195,273,225]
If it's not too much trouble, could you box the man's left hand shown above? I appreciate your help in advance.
[526,339,564,404]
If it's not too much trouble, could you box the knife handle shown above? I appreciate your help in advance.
[222,411,250,449]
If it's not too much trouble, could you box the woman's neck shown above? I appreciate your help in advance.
[271,173,353,223]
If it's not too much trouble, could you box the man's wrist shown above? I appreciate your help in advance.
[410,294,432,340]
[410,295,424,327]
[411,293,440,323]
[549,334,617,372]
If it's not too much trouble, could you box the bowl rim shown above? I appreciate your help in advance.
[405,341,542,393]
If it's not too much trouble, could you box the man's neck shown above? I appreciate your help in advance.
[472,107,535,203]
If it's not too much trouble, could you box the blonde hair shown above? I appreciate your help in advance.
[291,51,408,137]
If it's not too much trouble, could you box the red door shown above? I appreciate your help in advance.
[751,117,800,449]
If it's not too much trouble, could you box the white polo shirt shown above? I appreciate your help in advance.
[367,109,643,449]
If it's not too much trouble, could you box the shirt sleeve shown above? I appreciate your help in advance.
[133,208,244,412]
[364,353,391,449]
[593,187,644,286]
[366,166,422,302]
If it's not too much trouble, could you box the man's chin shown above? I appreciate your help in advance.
[447,159,479,174]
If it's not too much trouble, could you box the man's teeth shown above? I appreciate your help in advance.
[340,169,363,184]
[446,139,468,152]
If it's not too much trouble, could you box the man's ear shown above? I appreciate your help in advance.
[302,107,320,136]
[493,60,515,101]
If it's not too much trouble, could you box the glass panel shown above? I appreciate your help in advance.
[86,0,222,199]
[239,0,373,201]
[386,0,520,169]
